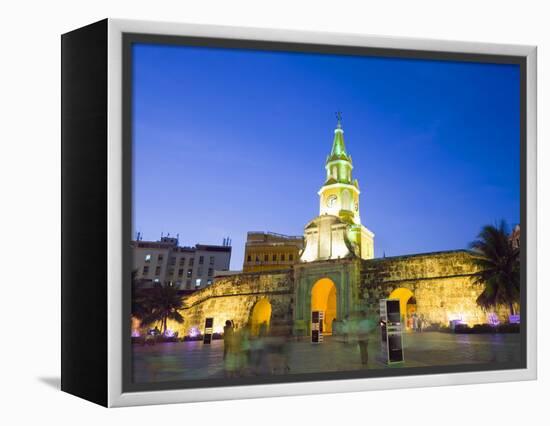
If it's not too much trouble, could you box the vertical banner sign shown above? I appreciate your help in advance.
[311,311,324,343]
[380,299,404,364]
[379,299,387,342]
[203,317,214,344]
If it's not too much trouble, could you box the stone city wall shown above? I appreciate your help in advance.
[360,250,510,326]
[166,270,294,336]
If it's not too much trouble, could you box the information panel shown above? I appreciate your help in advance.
[379,299,404,364]
[203,317,214,344]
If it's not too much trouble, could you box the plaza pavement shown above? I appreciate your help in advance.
[132,331,521,383]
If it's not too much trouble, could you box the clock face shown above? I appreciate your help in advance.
[326,195,337,208]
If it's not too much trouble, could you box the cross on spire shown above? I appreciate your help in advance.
[336,111,343,129]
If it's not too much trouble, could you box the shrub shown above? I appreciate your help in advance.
[497,323,520,333]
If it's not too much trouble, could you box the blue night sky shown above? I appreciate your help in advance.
[132,43,520,270]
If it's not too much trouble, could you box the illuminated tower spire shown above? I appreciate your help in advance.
[318,113,361,224]
[325,113,353,185]
[328,111,350,162]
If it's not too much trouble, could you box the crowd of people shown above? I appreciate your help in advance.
[221,313,378,376]
[407,313,426,332]
[222,320,291,377]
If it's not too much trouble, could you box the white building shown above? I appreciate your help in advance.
[132,235,232,290]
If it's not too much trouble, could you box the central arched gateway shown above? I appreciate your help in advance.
[311,278,337,334]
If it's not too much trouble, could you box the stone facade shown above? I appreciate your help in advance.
[359,250,510,326]
[166,270,294,336]
[163,249,513,337]
[153,120,515,337]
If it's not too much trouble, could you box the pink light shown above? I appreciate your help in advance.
[488,313,500,326]
[131,329,140,337]
[188,327,199,338]
[164,328,176,337]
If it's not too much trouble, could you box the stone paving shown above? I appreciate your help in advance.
[132,331,521,383]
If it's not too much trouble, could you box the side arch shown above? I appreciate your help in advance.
[388,287,416,327]
[249,298,272,336]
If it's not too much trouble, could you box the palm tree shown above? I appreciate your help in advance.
[470,221,520,316]
[140,283,185,335]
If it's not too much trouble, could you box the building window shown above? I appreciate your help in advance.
[289,254,294,261]
[157,254,164,262]
[255,255,259,263]
[153,278,160,284]
[169,256,176,265]
[208,268,213,277]
[178,268,184,277]
[272,254,277,261]
[145,254,151,262]
[186,279,191,288]
[189,258,194,266]
[197,267,203,276]
[187,269,192,278]
[207,279,213,285]
[155,266,161,276]
[199,256,204,265]
[247,255,252,262]
[264,254,269,262]
[195,278,202,288]
[168,268,174,277]
[281,254,285,261]
[209,256,215,265]
[179,257,185,266]
[142,265,149,275]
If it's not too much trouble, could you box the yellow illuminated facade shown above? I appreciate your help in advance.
[243,232,304,273]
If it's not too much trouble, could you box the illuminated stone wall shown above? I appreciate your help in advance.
[166,270,294,336]
[359,250,510,326]
[157,249,514,338]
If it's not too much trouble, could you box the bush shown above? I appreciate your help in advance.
[453,324,472,334]
[471,324,496,333]
[424,323,450,332]
[497,323,520,333]
[183,334,203,342]
[453,323,520,334]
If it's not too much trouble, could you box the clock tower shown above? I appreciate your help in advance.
[300,114,375,262]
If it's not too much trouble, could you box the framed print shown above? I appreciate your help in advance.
[61,18,537,407]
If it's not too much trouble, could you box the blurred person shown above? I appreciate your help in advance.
[348,312,377,367]
[223,320,233,360]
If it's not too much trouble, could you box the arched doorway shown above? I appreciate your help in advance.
[388,288,416,330]
[311,278,337,334]
[250,298,272,336]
